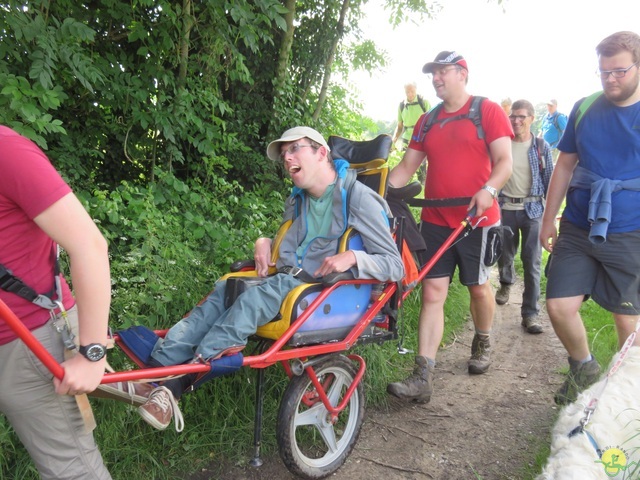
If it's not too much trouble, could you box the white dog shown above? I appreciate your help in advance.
[538,346,640,480]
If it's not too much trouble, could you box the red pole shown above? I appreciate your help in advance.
[414,212,474,286]
[0,298,65,379]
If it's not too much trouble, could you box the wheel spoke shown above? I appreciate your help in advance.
[326,371,348,406]
[294,402,324,427]
[316,420,339,453]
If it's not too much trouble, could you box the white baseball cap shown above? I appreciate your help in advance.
[266,126,330,161]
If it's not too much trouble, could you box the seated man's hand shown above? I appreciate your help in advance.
[314,251,357,278]
[254,237,274,277]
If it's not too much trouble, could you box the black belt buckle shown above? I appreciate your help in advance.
[510,197,524,204]
[280,265,317,283]
[280,265,318,283]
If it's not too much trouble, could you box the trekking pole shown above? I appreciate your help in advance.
[0,298,65,379]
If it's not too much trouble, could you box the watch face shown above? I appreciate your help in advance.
[85,344,106,361]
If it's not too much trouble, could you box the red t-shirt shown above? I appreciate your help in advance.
[409,96,513,228]
[0,126,74,345]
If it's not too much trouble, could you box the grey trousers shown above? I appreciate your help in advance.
[0,306,111,480]
[151,274,304,365]
[498,209,543,317]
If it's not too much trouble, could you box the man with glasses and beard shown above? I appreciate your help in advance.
[495,100,554,335]
[386,51,513,404]
[540,31,640,405]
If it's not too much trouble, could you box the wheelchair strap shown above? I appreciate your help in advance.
[0,246,76,350]
[0,255,60,311]
[278,266,318,283]
[406,196,473,208]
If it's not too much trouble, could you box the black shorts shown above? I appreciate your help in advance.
[546,219,640,314]
[419,220,498,286]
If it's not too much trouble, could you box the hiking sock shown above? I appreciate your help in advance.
[162,373,198,400]
[579,354,593,364]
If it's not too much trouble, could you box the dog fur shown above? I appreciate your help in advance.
[538,346,640,480]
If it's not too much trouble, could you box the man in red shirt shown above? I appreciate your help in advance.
[0,126,112,479]
[387,51,513,403]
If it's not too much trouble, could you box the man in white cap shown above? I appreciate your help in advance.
[539,98,567,162]
[387,50,513,404]
[135,126,404,430]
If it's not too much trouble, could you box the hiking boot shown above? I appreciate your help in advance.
[138,386,185,432]
[521,316,543,334]
[495,284,510,305]
[468,334,491,374]
[387,356,434,403]
[90,381,155,406]
[554,357,601,405]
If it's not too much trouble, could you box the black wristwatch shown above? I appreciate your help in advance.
[78,343,107,362]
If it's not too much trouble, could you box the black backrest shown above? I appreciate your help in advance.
[327,134,392,198]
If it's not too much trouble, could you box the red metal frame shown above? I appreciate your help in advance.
[0,299,65,380]
[402,211,473,301]
[0,211,474,386]
[304,354,365,421]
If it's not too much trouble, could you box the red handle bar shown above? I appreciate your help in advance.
[0,298,65,379]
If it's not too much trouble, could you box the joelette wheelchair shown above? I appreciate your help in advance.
[0,134,477,479]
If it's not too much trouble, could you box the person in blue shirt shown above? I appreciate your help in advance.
[539,99,567,162]
[540,31,640,405]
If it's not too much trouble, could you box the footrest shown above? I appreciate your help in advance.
[191,353,244,390]
[116,325,160,367]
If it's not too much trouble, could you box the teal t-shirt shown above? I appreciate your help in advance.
[296,182,336,258]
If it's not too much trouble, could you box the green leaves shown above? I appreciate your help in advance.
[1,5,103,145]
[81,169,283,331]
[1,0,403,190]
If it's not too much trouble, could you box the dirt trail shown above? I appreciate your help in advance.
[196,278,567,480]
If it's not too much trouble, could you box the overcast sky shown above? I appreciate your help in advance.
[352,0,640,121]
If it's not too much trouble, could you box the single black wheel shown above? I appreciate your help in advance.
[276,354,365,479]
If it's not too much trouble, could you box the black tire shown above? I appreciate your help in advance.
[276,354,365,479]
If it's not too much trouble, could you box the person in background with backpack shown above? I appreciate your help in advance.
[0,126,112,479]
[540,31,640,405]
[134,126,404,431]
[386,51,513,404]
[392,81,431,182]
[539,99,567,162]
[495,99,554,335]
